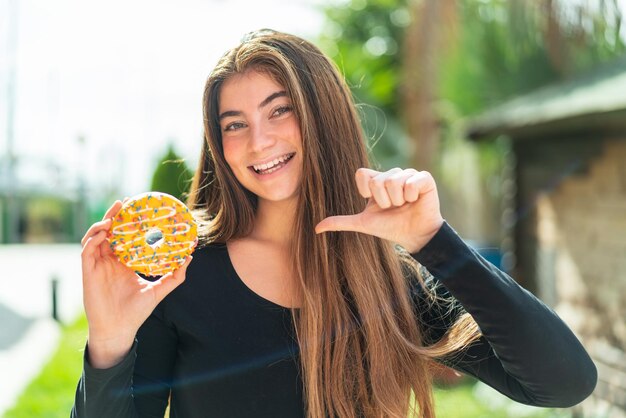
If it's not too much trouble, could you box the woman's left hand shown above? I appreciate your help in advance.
[315,168,444,253]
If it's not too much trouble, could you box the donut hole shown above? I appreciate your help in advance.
[145,228,165,249]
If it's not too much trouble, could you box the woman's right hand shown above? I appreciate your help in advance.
[80,200,191,368]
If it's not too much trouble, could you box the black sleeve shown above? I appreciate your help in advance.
[71,302,177,418]
[409,221,597,408]
[71,341,139,418]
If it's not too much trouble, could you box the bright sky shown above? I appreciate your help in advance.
[0,0,332,199]
[2,0,626,202]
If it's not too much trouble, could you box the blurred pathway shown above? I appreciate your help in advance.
[0,244,83,414]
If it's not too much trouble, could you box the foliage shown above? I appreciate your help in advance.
[319,0,626,160]
[3,316,87,418]
[150,143,194,203]
[318,0,412,168]
[319,0,409,115]
[438,0,626,116]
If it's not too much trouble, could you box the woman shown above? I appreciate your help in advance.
[73,30,597,418]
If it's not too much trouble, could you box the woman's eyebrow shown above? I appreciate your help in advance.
[219,90,288,121]
[258,90,287,109]
[219,110,241,120]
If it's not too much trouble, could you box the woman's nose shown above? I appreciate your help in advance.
[249,124,276,153]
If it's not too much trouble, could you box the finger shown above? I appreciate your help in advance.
[101,200,123,221]
[153,256,192,303]
[386,169,417,207]
[404,175,421,202]
[355,168,381,198]
[98,237,114,257]
[81,218,112,247]
[81,199,123,247]
[368,168,402,209]
[81,230,109,269]
[404,171,435,203]
[172,256,192,280]
[315,214,365,234]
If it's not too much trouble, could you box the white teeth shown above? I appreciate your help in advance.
[252,153,293,172]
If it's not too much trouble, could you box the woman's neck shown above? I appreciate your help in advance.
[249,198,298,248]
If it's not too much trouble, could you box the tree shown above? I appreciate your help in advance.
[318,0,412,169]
[320,0,625,239]
[402,0,458,174]
[320,0,625,166]
[150,143,194,203]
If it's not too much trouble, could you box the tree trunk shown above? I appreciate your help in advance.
[401,0,457,174]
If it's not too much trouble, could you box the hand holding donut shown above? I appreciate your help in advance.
[81,199,192,369]
[315,168,444,253]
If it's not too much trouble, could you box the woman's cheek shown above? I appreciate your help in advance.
[222,138,239,167]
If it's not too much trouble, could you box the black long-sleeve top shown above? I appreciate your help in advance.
[71,222,597,417]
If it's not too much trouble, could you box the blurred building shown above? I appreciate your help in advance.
[467,57,626,418]
[0,155,86,243]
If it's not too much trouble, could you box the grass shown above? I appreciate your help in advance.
[433,380,569,418]
[435,380,496,417]
[3,315,88,418]
[4,315,571,418]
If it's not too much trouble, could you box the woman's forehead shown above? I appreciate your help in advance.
[219,70,288,111]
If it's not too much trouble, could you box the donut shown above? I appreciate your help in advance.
[108,192,197,276]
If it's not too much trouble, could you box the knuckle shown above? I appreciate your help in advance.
[406,185,419,195]
[384,178,395,187]
[420,170,434,180]
[369,177,384,188]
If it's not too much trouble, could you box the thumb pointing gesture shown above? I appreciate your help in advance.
[315,168,444,253]
[315,212,367,235]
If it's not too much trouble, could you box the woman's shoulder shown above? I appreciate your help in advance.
[196,239,227,249]
[165,241,231,303]
[170,241,230,286]
[193,240,228,259]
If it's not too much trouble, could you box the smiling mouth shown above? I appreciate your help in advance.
[249,152,296,174]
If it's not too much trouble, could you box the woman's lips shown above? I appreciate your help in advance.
[248,152,295,178]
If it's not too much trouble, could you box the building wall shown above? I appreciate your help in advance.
[0,193,83,243]
[513,137,604,294]
[536,138,626,417]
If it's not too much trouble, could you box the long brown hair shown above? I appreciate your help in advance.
[188,29,480,418]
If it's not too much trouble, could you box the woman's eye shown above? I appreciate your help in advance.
[223,122,246,132]
[272,105,292,117]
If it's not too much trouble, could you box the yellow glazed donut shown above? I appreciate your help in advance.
[108,192,197,276]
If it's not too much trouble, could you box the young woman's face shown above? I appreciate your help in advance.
[219,70,303,206]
